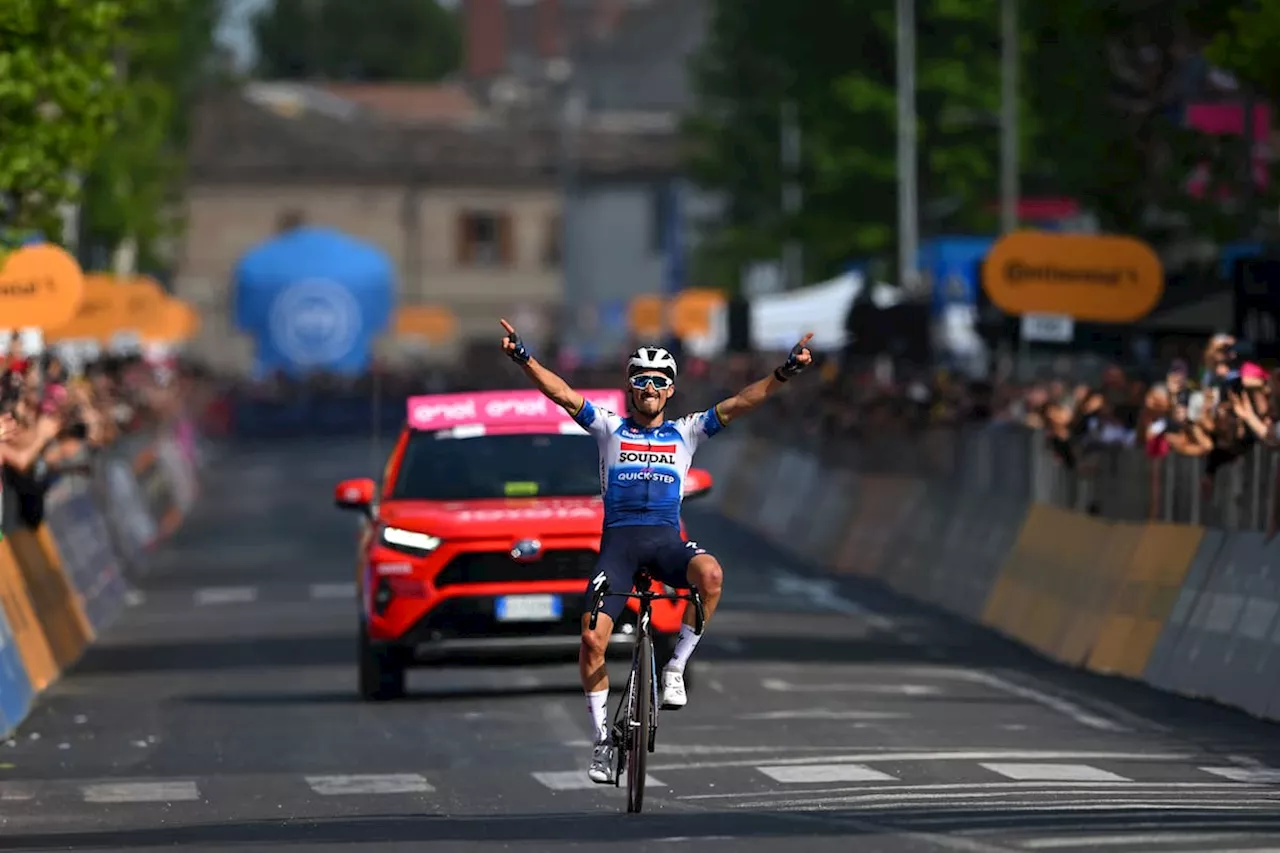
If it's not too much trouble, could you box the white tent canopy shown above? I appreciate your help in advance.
[748,271,902,351]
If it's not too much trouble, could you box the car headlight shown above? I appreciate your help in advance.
[379,526,442,555]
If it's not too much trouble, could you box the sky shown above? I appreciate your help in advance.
[215,0,463,69]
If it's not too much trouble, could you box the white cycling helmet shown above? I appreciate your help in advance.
[626,346,677,379]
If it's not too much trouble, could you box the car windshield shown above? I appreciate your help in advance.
[390,431,602,500]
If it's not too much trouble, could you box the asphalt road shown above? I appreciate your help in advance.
[2,439,1280,853]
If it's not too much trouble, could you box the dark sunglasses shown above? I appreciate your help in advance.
[629,374,672,390]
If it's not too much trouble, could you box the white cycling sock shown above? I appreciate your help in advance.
[666,624,701,673]
[587,688,609,743]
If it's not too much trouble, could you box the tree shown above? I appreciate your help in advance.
[80,0,223,272]
[686,0,1260,289]
[1207,3,1280,102]
[252,0,462,82]
[1023,1,1252,241]
[685,0,1024,287]
[0,0,126,239]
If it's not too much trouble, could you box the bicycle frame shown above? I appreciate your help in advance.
[588,570,704,811]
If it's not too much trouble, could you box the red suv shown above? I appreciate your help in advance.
[334,389,713,700]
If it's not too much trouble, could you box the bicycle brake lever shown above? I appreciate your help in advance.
[692,589,705,635]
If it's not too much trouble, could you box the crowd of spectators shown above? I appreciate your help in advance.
[212,331,1280,526]
[0,333,191,530]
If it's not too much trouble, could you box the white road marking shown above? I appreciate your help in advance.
[559,742,867,755]
[761,809,1013,853]
[654,838,736,844]
[1201,766,1280,783]
[305,774,432,795]
[745,790,1268,809]
[681,781,1259,802]
[309,582,356,600]
[532,770,666,790]
[712,636,745,653]
[960,671,1126,732]
[758,764,898,784]
[738,709,909,721]
[0,784,35,801]
[898,808,1280,829]
[770,569,896,629]
[650,749,1190,773]
[1020,832,1264,849]
[540,700,587,745]
[125,590,146,606]
[761,677,941,696]
[736,797,1280,815]
[981,763,1131,782]
[82,781,201,803]
[193,586,257,606]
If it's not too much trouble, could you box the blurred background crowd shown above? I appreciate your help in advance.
[6,0,1280,534]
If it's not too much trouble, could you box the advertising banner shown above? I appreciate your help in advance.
[42,476,128,634]
[981,231,1164,322]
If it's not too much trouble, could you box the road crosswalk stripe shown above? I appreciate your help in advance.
[1201,766,1280,784]
[305,774,433,795]
[757,764,898,784]
[193,586,257,605]
[531,770,667,790]
[81,781,201,803]
[309,582,356,600]
[980,763,1131,782]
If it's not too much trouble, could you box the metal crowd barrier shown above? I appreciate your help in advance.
[758,417,1279,534]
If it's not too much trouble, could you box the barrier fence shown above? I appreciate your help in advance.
[0,420,202,738]
[696,423,1280,724]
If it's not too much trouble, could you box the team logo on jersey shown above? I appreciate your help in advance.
[618,441,676,466]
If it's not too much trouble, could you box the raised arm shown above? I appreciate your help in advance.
[715,333,814,425]
[499,318,584,414]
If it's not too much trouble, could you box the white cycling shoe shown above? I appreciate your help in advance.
[588,739,616,784]
[660,666,687,710]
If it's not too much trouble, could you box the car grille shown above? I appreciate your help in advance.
[433,549,598,588]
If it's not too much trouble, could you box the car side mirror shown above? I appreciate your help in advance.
[334,478,376,517]
[683,467,713,500]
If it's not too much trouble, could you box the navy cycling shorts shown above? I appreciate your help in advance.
[582,524,708,624]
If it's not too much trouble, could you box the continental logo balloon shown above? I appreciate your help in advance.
[0,245,86,329]
[982,231,1164,323]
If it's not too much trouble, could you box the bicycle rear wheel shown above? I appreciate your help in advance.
[626,632,653,813]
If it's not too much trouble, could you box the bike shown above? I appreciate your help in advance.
[588,568,705,814]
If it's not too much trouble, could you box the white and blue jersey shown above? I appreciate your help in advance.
[571,399,725,529]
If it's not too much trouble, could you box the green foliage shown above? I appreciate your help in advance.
[252,0,462,82]
[1207,3,1280,101]
[686,0,1263,288]
[81,0,222,268]
[0,0,125,237]
[685,0,1030,288]
[1023,0,1252,240]
[0,0,219,263]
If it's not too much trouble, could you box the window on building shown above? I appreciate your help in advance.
[543,214,562,267]
[456,211,515,267]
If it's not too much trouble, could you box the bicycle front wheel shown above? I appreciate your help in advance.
[627,632,653,814]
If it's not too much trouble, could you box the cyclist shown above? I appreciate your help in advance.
[498,318,814,783]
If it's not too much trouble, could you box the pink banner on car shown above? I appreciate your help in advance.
[406,389,626,432]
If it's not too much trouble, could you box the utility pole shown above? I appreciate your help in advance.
[896,0,919,292]
[1000,0,1019,234]
[780,99,803,289]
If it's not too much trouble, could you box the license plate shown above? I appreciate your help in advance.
[495,594,562,622]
